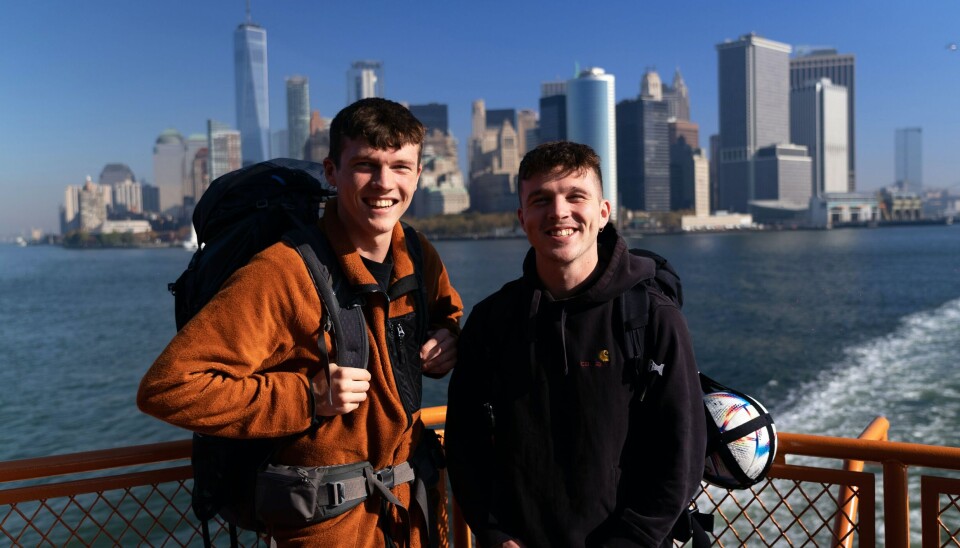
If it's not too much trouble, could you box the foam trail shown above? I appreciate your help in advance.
[777,296,960,447]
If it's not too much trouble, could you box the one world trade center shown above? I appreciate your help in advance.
[234,10,269,166]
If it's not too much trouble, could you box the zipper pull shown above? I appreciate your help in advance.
[396,323,406,341]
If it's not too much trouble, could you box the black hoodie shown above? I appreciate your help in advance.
[446,227,706,547]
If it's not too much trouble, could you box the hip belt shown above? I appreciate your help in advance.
[255,460,415,526]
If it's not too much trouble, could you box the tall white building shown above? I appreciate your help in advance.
[790,48,856,190]
[567,67,618,220]
[790,78,849,196]
[346,61,383,105]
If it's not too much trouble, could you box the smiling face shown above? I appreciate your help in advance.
[324,137,422,258]
[518,167,611,286]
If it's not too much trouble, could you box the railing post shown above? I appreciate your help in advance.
[883,460,910,546]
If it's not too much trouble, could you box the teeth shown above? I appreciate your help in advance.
[550,229,575,236]
[369,199,393,208]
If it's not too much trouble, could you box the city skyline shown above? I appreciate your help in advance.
[2,1,959,234]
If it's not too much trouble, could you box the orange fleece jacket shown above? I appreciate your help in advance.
[137,199,463,547]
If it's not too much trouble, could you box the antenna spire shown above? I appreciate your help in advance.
[246,0,251,23]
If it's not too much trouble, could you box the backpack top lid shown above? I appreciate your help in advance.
[193,158,334,244]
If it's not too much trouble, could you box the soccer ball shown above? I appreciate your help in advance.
[702,390,776,489]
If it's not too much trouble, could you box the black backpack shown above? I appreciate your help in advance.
[168,158,428,546]
[620,249,776,546]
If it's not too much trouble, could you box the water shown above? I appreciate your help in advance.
[0,225,957,463]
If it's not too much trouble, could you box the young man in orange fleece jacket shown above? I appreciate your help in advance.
[138,98,463,547]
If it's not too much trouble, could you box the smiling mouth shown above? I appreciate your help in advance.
[365,198,397,209]
[548,228,576,237]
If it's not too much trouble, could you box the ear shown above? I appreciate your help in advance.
[517,207,527,234]
[323,157,338,188]
[599,199,611,226]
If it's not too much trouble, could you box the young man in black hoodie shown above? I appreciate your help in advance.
[446,141,706,547]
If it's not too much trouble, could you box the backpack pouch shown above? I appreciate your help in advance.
[255,461,371,526]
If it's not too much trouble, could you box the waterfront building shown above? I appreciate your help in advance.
[183,134,207,209]
[409,103,449,135]
[753,144,812,205]
[303,111,330,163]
[790,48,856,190]
[669,119,702,211]
[346,60,383,105]
[516,109,538,155]
[187,146,209,208]
[152,128,186,213]
[412,129,470,217]
[662,67,691,121]
[880,188,922,221]
[709,134,720,212]
[616,87,670,211]
[567,67,618,220]
[207,120,242,181]
[538,81,567,143]
[112,179,143,215]
[467,99,519,213]
[790,78,849,197]
[78,177,108,232]
[141,184,160,214]
[809,192,879,228]
[895,127,923,192]
[234,11,269,165]
[716,33,792,213]
[286,76,310,160]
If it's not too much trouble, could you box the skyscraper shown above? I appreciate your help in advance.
[409,103,449,135]
[895,127,922,192]
[152,128,186,213]
[286,76,310,160]
[234,9,269,166]
[616,70,669,212]
[567,67,618,220]
[663,68,691,121]
[207,120,242,181]
[790,48,856,191]
[538,81,567,143]
[716,33,792,212]
[346,61,383,105]
[790,78,848,196]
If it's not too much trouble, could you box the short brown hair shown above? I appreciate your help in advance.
[517,141,603,200]
[327,98,425,167]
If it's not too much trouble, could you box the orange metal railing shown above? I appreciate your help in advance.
[2,407,960,547]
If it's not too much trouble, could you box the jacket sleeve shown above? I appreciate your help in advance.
[137,244,322,438]
[418,234,463,337]
[601,299,707,547]
[445,300,515,548]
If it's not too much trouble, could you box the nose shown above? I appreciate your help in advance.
[371,165,393,189]
[546,197,570,219]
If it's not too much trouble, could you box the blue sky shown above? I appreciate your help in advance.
[2,0,959,235]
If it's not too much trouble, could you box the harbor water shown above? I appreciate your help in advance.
[0,224,957,462]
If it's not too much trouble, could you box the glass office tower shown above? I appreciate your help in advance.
[567,68,618,220]
[234,17,269,165]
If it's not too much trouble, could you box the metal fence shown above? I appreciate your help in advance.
[2,409,959,547]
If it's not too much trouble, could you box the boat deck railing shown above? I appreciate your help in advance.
[2,407,959,546]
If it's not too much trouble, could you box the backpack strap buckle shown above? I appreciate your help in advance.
[327,481,346,507]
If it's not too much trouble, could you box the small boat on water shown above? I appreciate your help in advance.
[183,225,199,251]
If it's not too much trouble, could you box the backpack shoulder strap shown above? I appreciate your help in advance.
[401,222,430,345]
[283,225,369,370]
[620,281,663,402]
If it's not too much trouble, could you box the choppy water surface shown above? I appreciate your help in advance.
[0,224,957,462]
